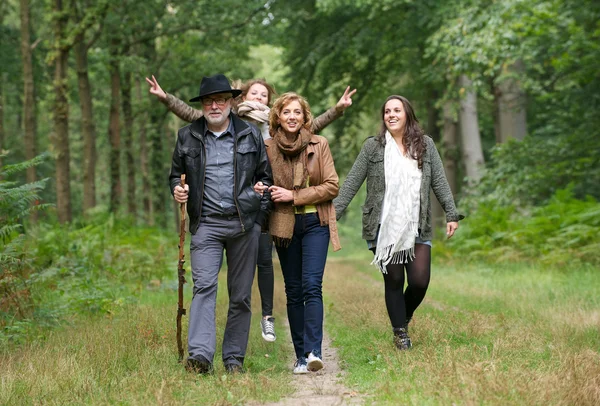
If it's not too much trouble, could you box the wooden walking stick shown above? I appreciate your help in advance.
[176,174,187,362]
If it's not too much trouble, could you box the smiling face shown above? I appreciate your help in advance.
[383,98,407,136]
[278,100,304,136]
[243,83,269,106]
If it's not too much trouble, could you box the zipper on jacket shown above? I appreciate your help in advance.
[232,133,245,232]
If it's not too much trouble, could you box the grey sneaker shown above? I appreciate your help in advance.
[261,316,276,342]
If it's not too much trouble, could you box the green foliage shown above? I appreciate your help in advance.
[1,210,176,344]
[441,188,600,266]
[1,154,51,330]
[463,133,600,208]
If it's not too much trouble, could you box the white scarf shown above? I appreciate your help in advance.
[236,100,271,140]
[372,131,422,272]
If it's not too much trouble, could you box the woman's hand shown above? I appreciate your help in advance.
[145,75,167,101]
[446,221,459,239]
[269,186,294,203]
[335,86,357,113]
[254,181,268,195]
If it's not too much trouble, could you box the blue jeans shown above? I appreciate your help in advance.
[276,213,330,359]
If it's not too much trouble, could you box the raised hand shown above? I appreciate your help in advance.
[145,75,167,101]
[335,86,357,112]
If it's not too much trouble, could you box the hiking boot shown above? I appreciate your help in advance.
[307,351,324,372]
[185,357,213,375]
[393,327,412,350]
[224,363,246,374]
[261,316,276,342]
[293,357,309,375]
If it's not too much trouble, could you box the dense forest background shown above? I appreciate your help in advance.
[1,0,599,340]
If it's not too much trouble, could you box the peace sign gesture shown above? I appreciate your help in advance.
[144,74,167,101]
[335,86,357,113]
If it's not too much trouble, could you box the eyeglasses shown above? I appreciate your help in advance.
[201,97,231,107]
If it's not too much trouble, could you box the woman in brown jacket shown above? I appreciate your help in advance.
[257,92,340,375]
[147,75,353,345]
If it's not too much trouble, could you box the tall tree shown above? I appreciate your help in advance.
[20,0,38,222]
[107,38,121,213]
[50,0,72,223]
[458,75,485,184]
[442,101,459,193]
[135,78,151,222]
[121,65,135,215]
[73,0,108,213]
[495,60,527,142]
[0,76,4,172]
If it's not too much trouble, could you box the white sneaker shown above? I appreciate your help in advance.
[293,357,309,375]
[306,352,324,372]
[261,316,276,342]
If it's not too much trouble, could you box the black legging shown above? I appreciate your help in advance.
[257,231,274,317]
[378,243,431,329]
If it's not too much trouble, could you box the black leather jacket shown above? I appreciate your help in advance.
[169,113,273,234]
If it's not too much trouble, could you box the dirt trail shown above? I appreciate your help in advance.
[260,324,364,406]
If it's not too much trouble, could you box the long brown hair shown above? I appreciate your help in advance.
[376,95,426,168]
[269,92,314,135]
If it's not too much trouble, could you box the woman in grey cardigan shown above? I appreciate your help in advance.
[334,95,463,350]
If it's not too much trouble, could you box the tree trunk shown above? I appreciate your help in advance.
[442,101,459,194]
[425,88,440,142]
[121,68,136,215]
[0,6,4,172]
[135,79,152,224]
[458,75,485,184]
[108,41,121,213]
[0,75,5,174]
[20,0,38,222]
[51,0,72,223]
[496,60,527,142]
[148,117,168,228]
[425,89,443,230]
[74,36,97,213]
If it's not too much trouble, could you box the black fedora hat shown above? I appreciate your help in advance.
[189,74,242,102]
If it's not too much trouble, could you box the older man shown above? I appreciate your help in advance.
[169,74,273,374]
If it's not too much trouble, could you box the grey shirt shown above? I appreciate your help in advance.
[201,119,237,216]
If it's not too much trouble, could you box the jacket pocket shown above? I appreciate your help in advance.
[183,148,202,170]
[183,148,202,158]
[237,145,258,171]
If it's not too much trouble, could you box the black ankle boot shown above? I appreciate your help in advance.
[393,327,412,350]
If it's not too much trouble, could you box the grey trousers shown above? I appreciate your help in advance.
[187,216,260,366]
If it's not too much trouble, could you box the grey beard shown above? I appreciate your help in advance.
[205,106,231,127]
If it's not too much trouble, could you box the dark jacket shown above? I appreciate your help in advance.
[169,113,273,235]
[334,135,463,241]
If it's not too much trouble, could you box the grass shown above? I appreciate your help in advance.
[2,228,599,405]
[323,256,600,405]
[0,267,296,406]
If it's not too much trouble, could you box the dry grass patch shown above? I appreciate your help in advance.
[323,259,600,405]
[0,270,294,405]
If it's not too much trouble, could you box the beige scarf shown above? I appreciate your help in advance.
[236,100,271,140]
[268,127,312,246]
